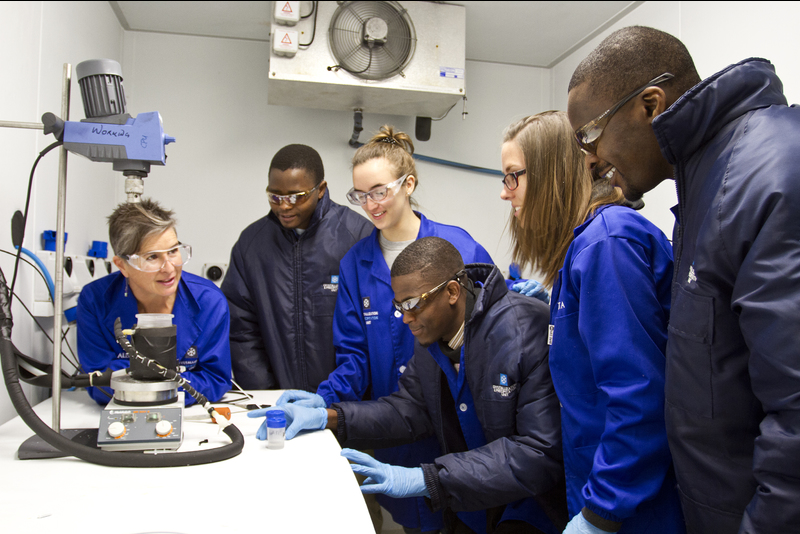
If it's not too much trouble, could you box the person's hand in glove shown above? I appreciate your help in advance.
[511,279,550,304]
[276,389,327,408]
[247,403,328,440]
[341,448,429,498]
[563,512,617,534]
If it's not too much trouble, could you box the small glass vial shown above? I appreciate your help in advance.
[266,410,286,450]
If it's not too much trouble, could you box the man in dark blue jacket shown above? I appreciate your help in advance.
[221,144,372,391]
[252,237,567,534]
[567,25,800,534]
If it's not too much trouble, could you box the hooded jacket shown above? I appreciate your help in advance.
[221,190,372,391]
[337,264,566,533]
[653,58,800,533]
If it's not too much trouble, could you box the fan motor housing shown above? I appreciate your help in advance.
[267,1,465,118]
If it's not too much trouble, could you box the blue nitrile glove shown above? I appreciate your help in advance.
[341,448,430,498]
[511,279,550,304]
[247,404,327,440]
[563,512,617,534]
[276,389,327,408]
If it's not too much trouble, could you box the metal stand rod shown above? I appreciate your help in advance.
[0,120,44,130]
[52,63,71,432]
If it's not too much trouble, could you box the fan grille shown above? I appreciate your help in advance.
[329,1,417,81]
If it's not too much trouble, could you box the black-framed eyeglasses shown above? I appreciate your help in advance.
[575,72,674,155]
[502,169,526,191]
[266,183,320,206]
[392,269,466,314]
[346,174,408,206]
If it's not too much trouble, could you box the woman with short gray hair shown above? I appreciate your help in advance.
[76,198,232,405]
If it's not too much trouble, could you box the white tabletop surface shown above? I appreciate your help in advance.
[0,389,374,534]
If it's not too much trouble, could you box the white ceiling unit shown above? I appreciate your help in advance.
[268,1,466,117]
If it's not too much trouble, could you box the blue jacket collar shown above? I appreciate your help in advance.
[464,263,507,322]
[104,272,201,348]
[574,204,616,238]
[267,188,332,239]
[653,58,786,166]
[364,211,428,283]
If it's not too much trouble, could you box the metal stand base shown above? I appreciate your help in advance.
[17,428,99,460]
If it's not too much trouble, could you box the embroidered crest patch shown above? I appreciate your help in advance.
[492,374,518,397]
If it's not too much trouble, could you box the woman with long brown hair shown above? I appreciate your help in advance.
[500,111,685,534]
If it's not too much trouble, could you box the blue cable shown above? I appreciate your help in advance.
[349,141,503,177]
[411,153,503,177]
[15,246,55,303]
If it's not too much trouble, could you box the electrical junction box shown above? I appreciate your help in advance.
[274,1,300,26]
[272,26,299,58]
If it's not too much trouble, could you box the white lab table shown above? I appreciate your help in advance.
[0,389,374,534]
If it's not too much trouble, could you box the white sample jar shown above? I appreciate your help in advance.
[266,410,286,450]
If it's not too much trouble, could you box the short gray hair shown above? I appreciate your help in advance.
[108,198,177,257]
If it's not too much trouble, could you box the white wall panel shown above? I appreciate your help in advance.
[0,1,123,425]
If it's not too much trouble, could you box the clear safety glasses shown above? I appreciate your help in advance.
[392,269,466,314]
[502,169,526,191]
[266,183,320,206]
[575,72,674,155]
[123,244,192,272]
[346,174,408,206]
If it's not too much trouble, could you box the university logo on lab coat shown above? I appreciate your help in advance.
[183,345,198,369]
[492,373,518,397]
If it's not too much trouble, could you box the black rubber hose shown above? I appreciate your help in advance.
[0,269,244,467]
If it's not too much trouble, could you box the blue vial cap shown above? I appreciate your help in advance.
[266,409,286,428]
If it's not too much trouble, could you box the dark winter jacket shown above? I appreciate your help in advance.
[336,264,566,533]
[655,58,800,533]
[221,191,372,390]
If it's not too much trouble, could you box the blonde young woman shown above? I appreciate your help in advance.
[500,111,685,534]
[274,126,493,532]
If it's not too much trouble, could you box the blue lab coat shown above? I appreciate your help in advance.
[317,212,493,531]
[548,205,683,533]
[77,271,232,406]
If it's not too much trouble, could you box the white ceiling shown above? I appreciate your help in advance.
[109,1,642,68]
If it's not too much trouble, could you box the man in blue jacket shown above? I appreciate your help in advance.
[567,26,800,533]
[254,237,567,534]
[221,144,372,391]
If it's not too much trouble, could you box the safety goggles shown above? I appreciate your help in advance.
[575,72,674,155]
[266,183,320,206]
[346,174,408,206]
[502,169,526,191]
[123,244,192,273]
[392,269,466,314]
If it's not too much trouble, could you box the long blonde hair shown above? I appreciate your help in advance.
[504,111,623,287]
